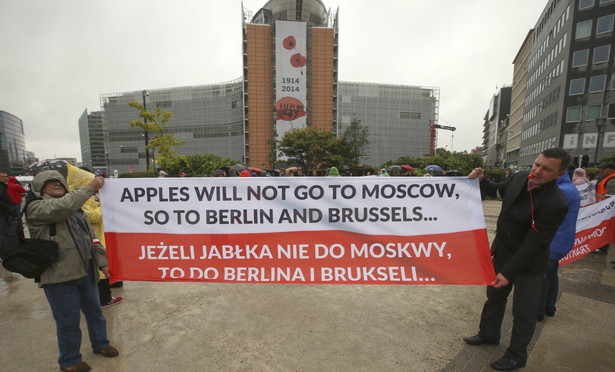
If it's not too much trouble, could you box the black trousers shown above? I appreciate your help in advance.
[98,278,112,304]
[478,273,543,363]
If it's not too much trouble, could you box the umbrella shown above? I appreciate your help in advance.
[26,159,68,176]
[387,165,402,172]
[401,165,415,172]
[230,164,248,172]
[446,169,463,176]
[248,167,263,174]
[424,165,444,172]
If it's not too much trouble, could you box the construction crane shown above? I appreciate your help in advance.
[430,122,456,154]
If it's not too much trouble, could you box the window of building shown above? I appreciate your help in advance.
[609,103,615,118]
[589,75,607,92]
[601,0,615,4]
[399,112,421,119]
[611,74,615,89]
[593,45,611,64]
[572,49,590,67]
[597,14,615,34]
[576,20,593,39]
[587,105,603,120]
[579,0,595,9]
[566,107,582,122]
[569,78,585,95]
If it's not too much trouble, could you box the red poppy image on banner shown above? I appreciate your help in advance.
[275,20,307,159]
[276,96,306,121]
[100,177,496,285]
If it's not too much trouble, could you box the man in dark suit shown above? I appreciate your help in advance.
[464,148,570,371]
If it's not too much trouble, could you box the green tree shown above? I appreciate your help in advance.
[167,154,237,177]
[278,127,341,173]
[341,118,370,168]
[128,101,186,172]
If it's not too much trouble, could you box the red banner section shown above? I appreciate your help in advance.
[105,229,495,285]
[560,217,615,266]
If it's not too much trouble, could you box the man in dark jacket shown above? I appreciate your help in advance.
[25,170,119,372]
[464,148,570,371]
[0,170,17,246]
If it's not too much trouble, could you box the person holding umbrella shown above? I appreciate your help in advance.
[401,165,414,176]
[424,164,445,176]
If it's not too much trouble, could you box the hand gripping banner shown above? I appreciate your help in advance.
[100,177,495,285]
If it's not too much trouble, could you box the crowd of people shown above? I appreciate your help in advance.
[200,164,451,178]
[1,152,613,371]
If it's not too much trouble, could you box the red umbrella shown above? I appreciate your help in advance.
[401,165,414,171]
[248,167,263,174]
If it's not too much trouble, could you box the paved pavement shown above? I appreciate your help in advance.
[1,200,614,371]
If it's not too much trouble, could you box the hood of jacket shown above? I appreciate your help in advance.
[550,172,581,259]
[8,176,18,184]
[557,172,571,186]
[31,170,69,198]
[328,167,340,177]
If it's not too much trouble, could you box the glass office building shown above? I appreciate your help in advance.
[100,80,244,173]
[78,109,105,172]
[0,110,27,175]
[337,82,439,166]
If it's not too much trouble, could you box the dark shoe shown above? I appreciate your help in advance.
[109,281,123,288]
[463,334,499,345]
[610,260,615,265]
[545,311,555,317]
[94,345,119,357]
[60,361,91,372]
[491,356,526,370]
[537,313,545,322]
[592,248,606,254]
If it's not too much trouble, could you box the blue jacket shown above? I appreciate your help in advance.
[550,173,581,260]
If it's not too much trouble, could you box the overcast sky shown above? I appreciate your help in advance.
[0,0,548,163]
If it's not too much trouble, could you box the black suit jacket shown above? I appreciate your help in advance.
[480,171,568,281]
[0,182,15,217]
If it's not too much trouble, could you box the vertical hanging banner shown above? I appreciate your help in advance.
[100,177,495,285]
[275,20,307,159]
[559,197,615,265]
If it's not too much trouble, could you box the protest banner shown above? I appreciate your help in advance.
[576,181,596,207]
[100,177,495,285]
[559,196,615,265]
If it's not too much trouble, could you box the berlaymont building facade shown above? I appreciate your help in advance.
[91,0,439,174]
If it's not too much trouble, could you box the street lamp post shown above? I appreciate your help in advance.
[142,90,150,170]
[594,117,606,165]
